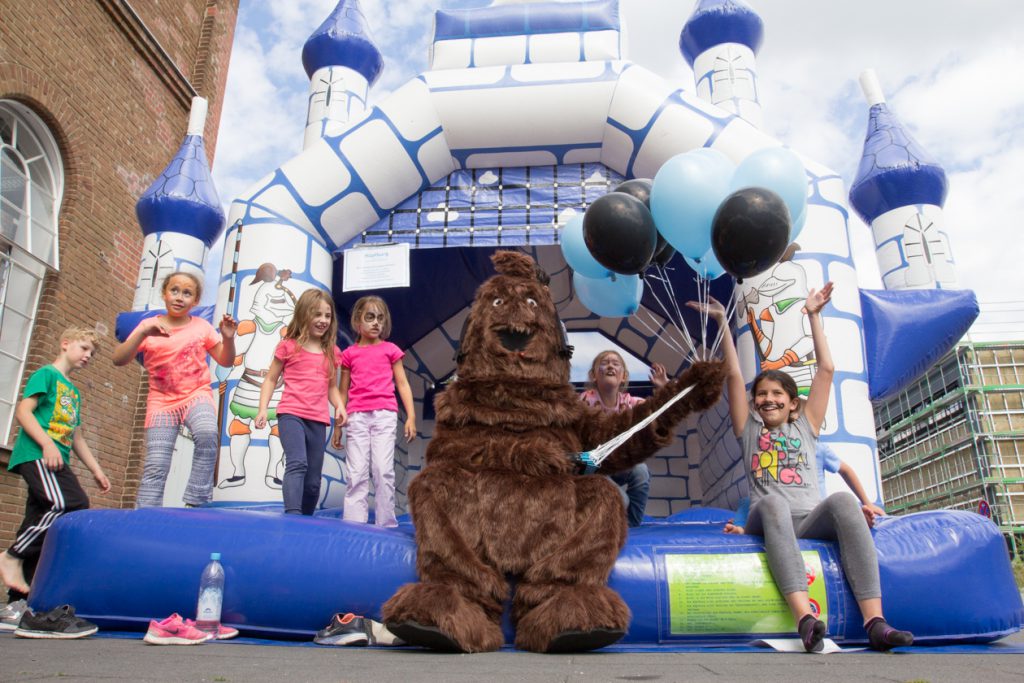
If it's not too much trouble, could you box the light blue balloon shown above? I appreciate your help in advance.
[790,206,808,243]
[573,271,643,318]
[684,248,727,280]
[730,147,808,228]
[560,213,610,279]
[650,150,734,260]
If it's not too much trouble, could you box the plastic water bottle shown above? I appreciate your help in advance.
[195,552,224,635]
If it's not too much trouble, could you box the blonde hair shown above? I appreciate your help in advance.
[350,296,392,341]
[161,271,203,302]
[283,289,339,378]
[586,350,629,391]
[60,326,100,349]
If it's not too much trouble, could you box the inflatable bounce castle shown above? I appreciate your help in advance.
[34,0,1021,648]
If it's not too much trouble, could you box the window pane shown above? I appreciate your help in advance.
[1,150,28,209]
[0,352,22,395]
[0,196,28,247]
[15,125,43,164]
[28,158,53,194]
[3,258,42,317]
[0,306,30,355]
[30,217,55,267]
[0,117,12,145]
[0,397,13,445]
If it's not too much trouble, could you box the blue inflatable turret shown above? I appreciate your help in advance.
[301,0,383,85]
[130,96,224,311]
[301,0,384,149]
[680,0,765,128]
[679,0,764,66]
[849,78,948,226]
[850,69,957,291]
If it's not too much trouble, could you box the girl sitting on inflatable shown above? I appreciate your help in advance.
[691,285,913,652]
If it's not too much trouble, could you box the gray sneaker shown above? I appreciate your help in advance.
[0,599,28,632]
[15,604,98,639]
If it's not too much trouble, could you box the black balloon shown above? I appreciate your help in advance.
[613,178,653,207]
[653,239,676,267]
[583,192,658,276]
[711,187,791,280]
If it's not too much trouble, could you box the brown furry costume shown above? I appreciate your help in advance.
[383,251,724,653]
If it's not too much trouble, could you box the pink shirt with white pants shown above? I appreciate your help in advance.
[274,339,343,424]
[340,340,404,528]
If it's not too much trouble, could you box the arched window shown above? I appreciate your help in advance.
[0,100,64,441]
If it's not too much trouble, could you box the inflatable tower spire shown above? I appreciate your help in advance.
[301,0,384,149]
[849,69,957,290]
[680,0,764,128]
[133,96,225,310]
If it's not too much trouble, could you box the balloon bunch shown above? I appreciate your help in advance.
[561,146,808,360]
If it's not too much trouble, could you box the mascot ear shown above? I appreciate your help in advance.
[491,251,538,279]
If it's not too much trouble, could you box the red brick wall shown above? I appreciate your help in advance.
[0,1,238,547]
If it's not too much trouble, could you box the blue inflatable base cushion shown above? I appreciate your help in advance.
[28,507,1023,646]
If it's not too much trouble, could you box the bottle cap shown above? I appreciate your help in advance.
[210,552,221,561]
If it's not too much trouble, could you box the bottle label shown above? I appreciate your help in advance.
[197,587,222,622]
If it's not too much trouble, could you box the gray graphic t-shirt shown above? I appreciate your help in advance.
[739,412,821,515]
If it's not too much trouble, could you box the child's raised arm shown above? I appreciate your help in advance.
[801,282,835,436]
[207,314,238,368]
[687,297,747,437]
[112,317,168,366]
[393,361,416,443]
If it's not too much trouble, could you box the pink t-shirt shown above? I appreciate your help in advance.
[579,388,644,413]
[274,339,343,424]
[137,316,220,426]
[341,341,404,414]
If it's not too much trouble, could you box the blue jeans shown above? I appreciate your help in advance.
[278,414,327,515]
[609,463,650,528]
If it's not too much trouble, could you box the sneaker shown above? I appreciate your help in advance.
[14,605,98,639]
[314,612,371,646]
[0,599,28,632]
[184,618,239,640]
[143,613,213,645]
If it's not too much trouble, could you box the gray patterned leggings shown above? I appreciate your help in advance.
[745,491,881,600]
[137,400,219,508]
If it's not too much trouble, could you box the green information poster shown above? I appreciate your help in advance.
[664,551,828,635]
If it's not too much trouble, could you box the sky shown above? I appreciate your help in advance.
[209,0,1024,341]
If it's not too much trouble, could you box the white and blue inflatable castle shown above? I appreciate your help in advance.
[37,0,1021,647]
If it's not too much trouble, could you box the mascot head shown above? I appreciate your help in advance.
[457,251,571,384]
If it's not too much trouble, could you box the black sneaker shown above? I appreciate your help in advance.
[313,613,371,646]
[14,604,98,639]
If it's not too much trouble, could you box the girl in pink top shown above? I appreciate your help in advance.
[336,296,416,527]
[113,272,236,508]
[255,289,345,515]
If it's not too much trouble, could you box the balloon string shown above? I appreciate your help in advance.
[643,267,698,359]
[657,263,695,356]
[632,308,690,359]
[708,285,741,360]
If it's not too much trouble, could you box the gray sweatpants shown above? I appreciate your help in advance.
[745,491,881,601]
[137,400,219,508]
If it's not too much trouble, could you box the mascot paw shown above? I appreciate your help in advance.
[679,359,727,411]
[382,582,504,653]
[546,627,625,653]
[514,584,630,653]
[387,621,466,653]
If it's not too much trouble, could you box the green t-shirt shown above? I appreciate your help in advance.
[8,365,80,470]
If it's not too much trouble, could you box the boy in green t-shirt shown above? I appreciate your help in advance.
[0,328,110,611]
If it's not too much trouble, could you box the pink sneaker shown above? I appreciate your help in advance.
[143,613,213,645]
[185,618,239,640]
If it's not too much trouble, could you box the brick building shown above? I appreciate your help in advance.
[0,1,238,549]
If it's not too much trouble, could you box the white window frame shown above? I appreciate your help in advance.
[0,100,64,443]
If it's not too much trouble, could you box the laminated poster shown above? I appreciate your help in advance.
[664,551,827,635]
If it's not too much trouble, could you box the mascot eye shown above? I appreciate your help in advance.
[492,298,503,307]
[526,298,538,307]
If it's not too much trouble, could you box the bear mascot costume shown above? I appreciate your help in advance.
[383,251,724,653]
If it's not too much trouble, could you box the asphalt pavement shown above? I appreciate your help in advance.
[2,630,1024,683]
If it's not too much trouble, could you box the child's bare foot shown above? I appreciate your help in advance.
[0,551,29,594]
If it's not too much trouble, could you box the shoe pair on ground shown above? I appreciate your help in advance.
[798,614,914,653]
[143,613,239,645]
[313,612,403,647]
[1,602,98,639]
